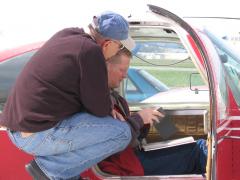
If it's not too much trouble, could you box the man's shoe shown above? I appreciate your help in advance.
[25,160,50,180]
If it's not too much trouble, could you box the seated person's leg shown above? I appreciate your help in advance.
[196,139,208,173]
[135,139,207,175]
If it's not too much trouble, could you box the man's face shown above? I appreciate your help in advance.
[107,54,130,88]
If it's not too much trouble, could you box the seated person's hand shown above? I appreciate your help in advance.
[137,108,164,125]
[111,109,125,121]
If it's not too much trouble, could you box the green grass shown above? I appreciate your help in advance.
[131,57,195,68]
[130,57,205,87]
[147,70,205,87]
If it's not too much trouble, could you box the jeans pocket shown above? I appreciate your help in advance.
[30,134,73,156]
[8,131,36,150]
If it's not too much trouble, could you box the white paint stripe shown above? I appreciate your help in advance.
[217,120,231,133]
[217,131,231,144]
[224,128,240,131]
[227,116,240,121]
[216,116,240,133]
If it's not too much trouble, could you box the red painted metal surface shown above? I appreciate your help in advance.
[0,42,44,63]
[0,130,33,179]
[215,85,240,180]
[227,90,240,180]
[187,35,205,67]
[232,134,240,180]
[216,134,233,180]
[0,130,95,179]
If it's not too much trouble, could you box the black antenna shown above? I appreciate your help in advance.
[184,16,240,20]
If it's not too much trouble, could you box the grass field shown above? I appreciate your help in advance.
[130,57,205,87]
[131,57,196,68]
[147,69,205,87]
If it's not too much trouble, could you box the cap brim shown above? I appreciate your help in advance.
[120,35,135,51]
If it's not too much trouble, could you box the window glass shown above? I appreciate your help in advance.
[197,30,228,121]
[0,50,36,111]
[0,103,4,112]
[220,53,240,105]
[125,78,138,92]
[124,77,144,103]
[124,68,169,103]
[125,27,207,107]
[205,30,240,106]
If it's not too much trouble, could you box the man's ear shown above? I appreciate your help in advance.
[102,40,111,48]
[102,41,111,61]
[102,40,111,50]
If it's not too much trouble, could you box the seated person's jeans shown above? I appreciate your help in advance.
[8,112,131,180]
[136,139,207,175]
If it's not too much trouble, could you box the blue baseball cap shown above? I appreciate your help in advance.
[92,11,135,51]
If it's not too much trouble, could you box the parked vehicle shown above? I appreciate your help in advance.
[125,68,169,102]
[1,4,240,180]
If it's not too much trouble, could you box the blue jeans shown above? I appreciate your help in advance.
[136,139,207,175]
[8,112,131,179]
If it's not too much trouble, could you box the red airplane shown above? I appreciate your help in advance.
[1,4,240,180]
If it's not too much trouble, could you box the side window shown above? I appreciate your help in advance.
[124,77,143,103]
[124,67,169,103]
[199,29,228,120]
[221,53,240,106]
[206,29,240,107]
[0,50,36,111]
[125,78,138,92]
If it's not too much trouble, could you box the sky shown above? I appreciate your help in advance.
[1,0,240,50]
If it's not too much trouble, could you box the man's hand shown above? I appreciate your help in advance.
[111,109,125,121]
[137,108,164,125]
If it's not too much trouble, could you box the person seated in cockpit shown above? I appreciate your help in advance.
[98,47,208,176]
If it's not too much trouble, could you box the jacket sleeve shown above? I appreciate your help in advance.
[126,113,144,147]
[116,93,144,147]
